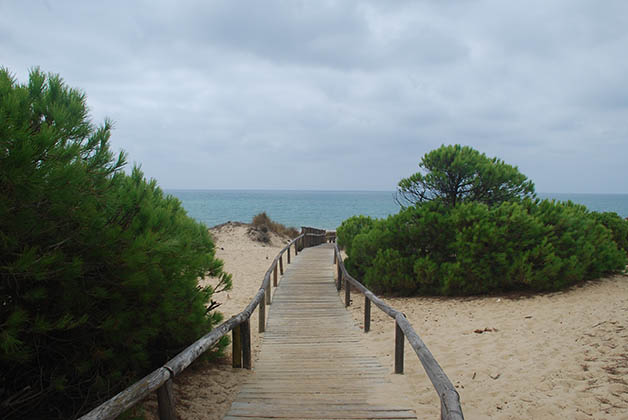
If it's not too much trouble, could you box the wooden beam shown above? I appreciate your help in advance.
[273,264,278,287]
[259,294,266,333]
[395,320,404,374]
[364,296,371,333]
[156,378,177,420]
[232,324,242,368]
[80,367,171,420]
[241,319,251,370]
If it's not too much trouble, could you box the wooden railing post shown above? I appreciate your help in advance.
[265,284,271,305]
[337,263,342,291]
[395,321,404,374]
[157,378,176,420]
[287,246,291,264]
[364,296,371,333]
[279,255,284,275]
[232,324,242,368]
[333,247,337,264]
[259,295,266,333]
[345,278,350,307]
[294,242,298,256]
[242,319,251,369]
[273,264,278,287]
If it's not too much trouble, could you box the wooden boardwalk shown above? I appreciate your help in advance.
[224,244,417,420]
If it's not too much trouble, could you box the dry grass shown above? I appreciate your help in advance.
[250,212,299,243]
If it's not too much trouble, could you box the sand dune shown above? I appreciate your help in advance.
[140,225,628,419]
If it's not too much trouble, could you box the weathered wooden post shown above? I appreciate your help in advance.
[294,241,298,256]
[157,378,176,420]
[287,246,291,264]
[259,295,266,333]
[273,264,278,287]
[337,262,342,291]
[242,319,251,369]
[279,254,284,275]
[345,278,350,307]
[333,247,337,264]
[232,324,242,368]
[364,296,371,333]
[265,283,271,305]
[395,321,404,374]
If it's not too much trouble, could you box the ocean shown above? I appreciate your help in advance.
[167,190,628,231]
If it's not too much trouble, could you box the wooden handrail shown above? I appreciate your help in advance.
[333,243,464,420]
[79,228,326,420]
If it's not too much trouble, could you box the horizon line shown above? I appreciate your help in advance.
[162,187,628,195]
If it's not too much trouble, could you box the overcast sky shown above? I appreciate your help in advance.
[2,1,627,193]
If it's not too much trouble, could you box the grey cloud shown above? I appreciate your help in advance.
[1,0,627,192]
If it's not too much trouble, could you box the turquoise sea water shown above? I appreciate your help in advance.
[167,190,399,230]
[167,190,628,230]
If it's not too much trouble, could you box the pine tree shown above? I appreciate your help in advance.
[0,68,231,419]
[397,144,536,207]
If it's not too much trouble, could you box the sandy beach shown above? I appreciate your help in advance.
[344,274,628,419]
[140,224,628,420]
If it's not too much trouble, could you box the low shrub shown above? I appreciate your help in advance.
[336,215,376,254]
[251,212,299,239]
[591,211,628,256]
[341,199,626,296]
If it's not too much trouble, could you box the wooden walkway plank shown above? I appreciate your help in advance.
[224,244,417,420]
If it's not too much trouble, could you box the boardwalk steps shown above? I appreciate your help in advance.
[224,244,417,420]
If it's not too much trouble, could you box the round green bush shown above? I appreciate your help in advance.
[340,200,626,296]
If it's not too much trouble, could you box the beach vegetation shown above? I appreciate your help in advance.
[339,145,626,296]
[335,215,375,255]
[397,144,536,207]
[251,212,300,240]
[0,68,231,419]
[591,211,628,256]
